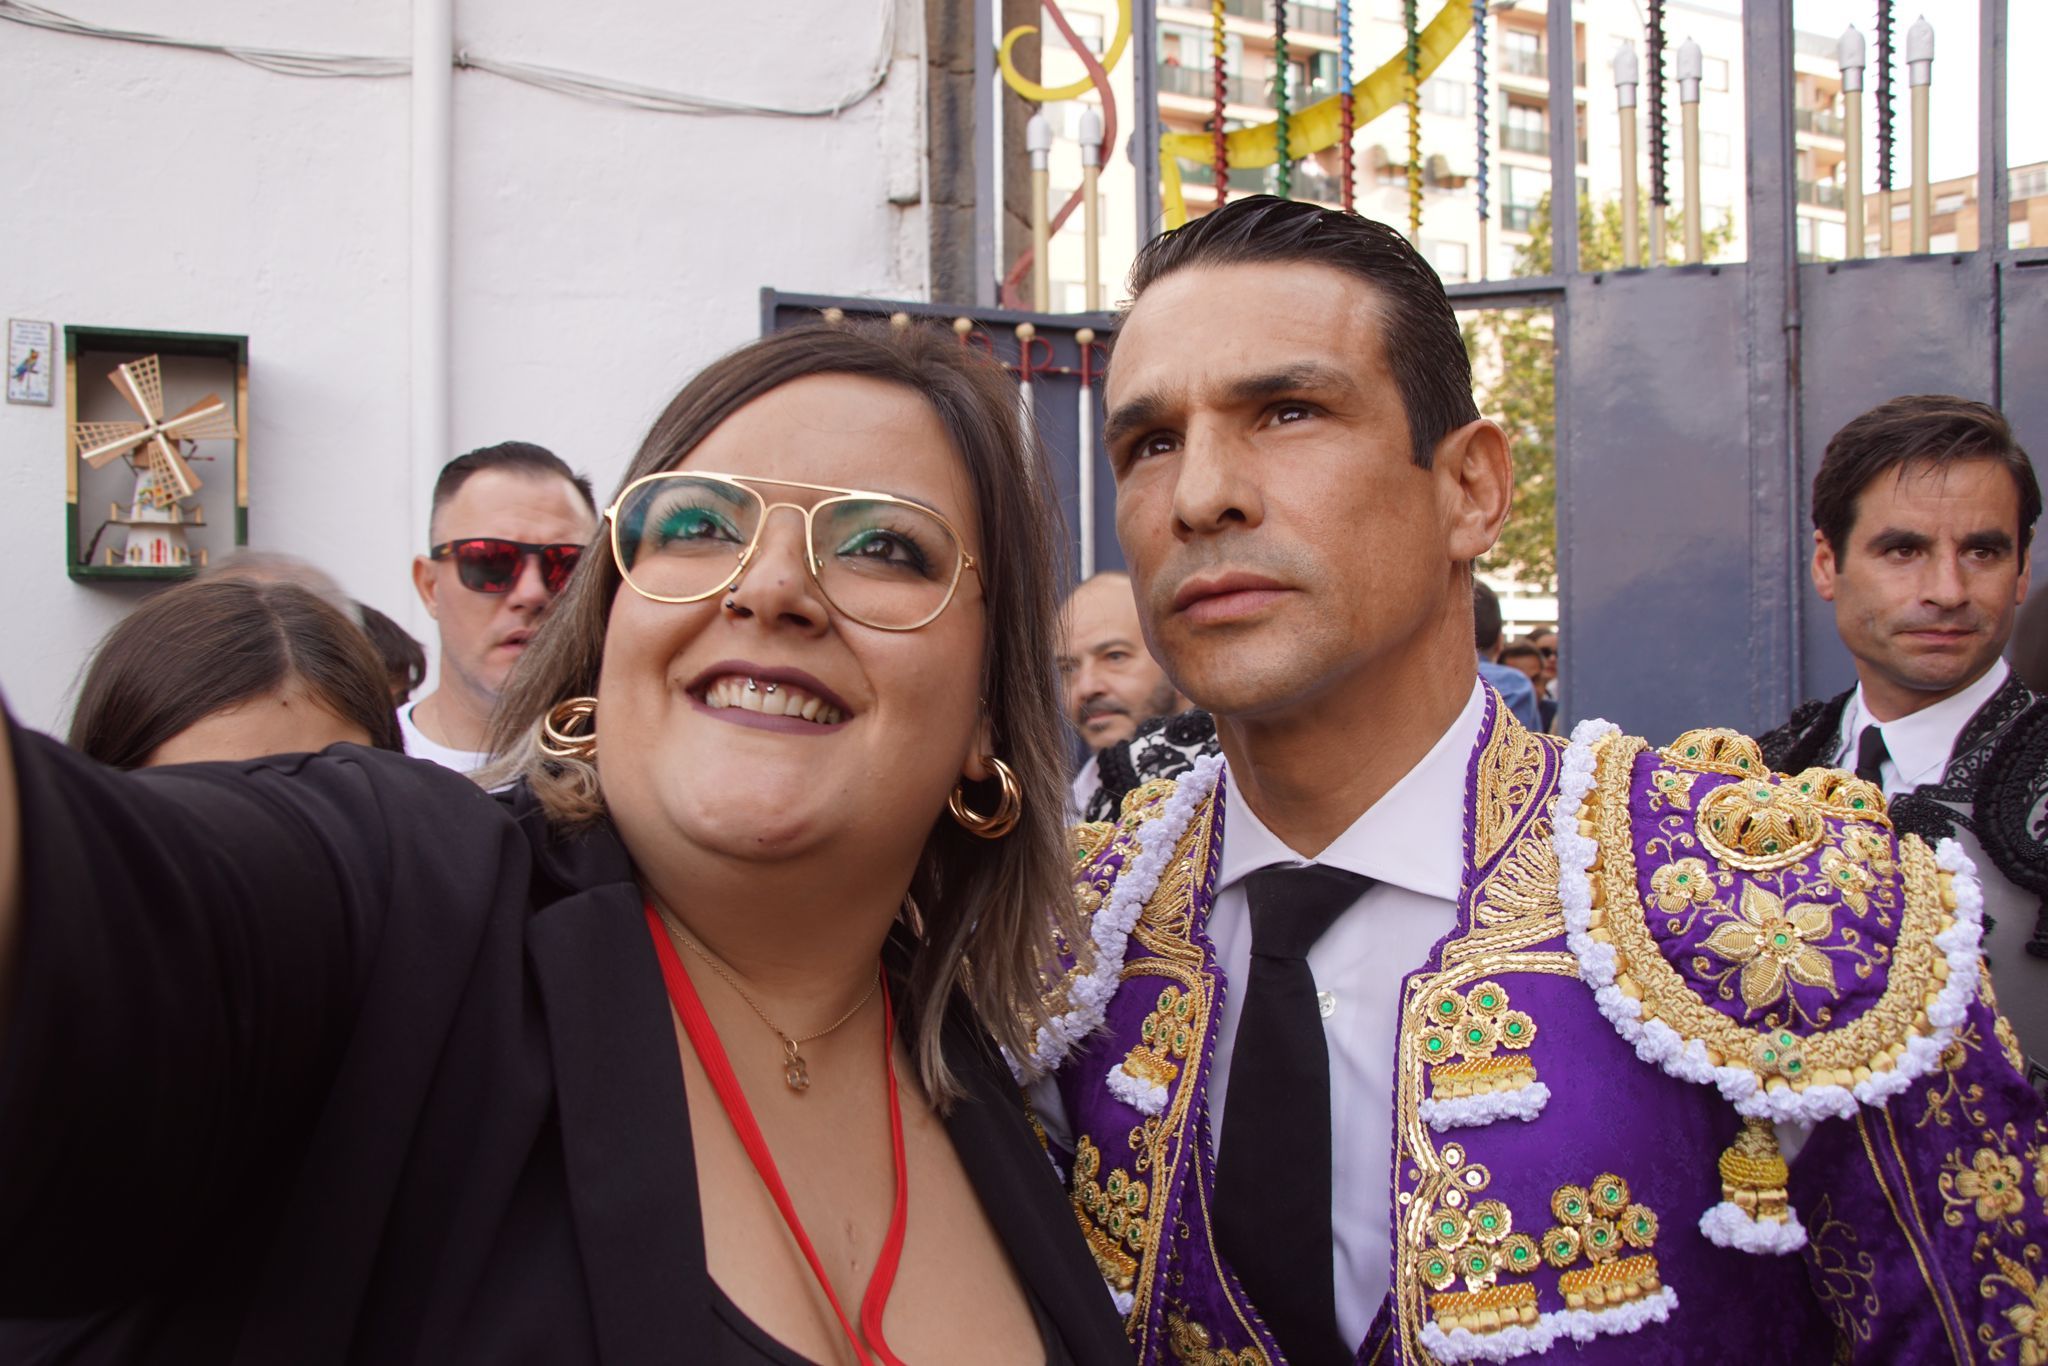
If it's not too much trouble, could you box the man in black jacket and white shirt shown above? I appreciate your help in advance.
[1761,394,2048,1075]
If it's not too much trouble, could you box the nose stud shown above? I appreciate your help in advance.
[723,596,739,613]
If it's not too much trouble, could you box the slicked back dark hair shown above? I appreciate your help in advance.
[1813,395,2041,556]
[1121,195,1479,468]
[430,440,596,539]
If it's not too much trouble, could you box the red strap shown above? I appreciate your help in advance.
[645,903,909,1366]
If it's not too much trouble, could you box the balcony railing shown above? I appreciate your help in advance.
[1502,124,1547,156]
[1503,203,1540,232]
[1290,165,1343,203]
[1180,161,1272,194]
[1795,107,1845,138]
[1157,61,1264,107]
[1796,178,1845,209]
[1290,3,1339,36]
[1503,45,1546,78]
[2015,166,2048,200]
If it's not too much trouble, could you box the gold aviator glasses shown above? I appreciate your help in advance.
[605,471,981,631]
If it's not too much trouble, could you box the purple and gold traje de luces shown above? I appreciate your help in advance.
[1034,693,2048,1365]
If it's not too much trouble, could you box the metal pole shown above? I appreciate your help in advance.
[1028,111,1052,310]
[1841,26,1865,259]
[1982,0,2010,271]
[1907,16,1933,254]
[973,0,998,305]
[409,0,452,648]
[1076,326,1097,578]
[1677,38,1702,264]
[1617,41,1640,269]
[1875,1,1895,256]
[1131,0,1162,245]
[1081,105,1104,312]
[1743,0,1803,729]
[1545,0,1578,278]
[1472,0,1489,278]
[1647,0,1668,266]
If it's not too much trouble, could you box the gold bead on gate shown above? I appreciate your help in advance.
[783,1038,811,1092]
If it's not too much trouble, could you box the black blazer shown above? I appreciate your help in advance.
[0,723,1131,1365]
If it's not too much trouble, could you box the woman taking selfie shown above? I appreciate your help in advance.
[0,324,1128,1365]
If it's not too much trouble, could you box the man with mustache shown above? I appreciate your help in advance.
[1761,395,2046,1072]
[1030,198,2045,1364]
[1060,571,1195,821]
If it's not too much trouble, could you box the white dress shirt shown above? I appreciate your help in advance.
[1207,681,1481,1349]
[1033,680,1483,1348]
[1830,660,2010,798]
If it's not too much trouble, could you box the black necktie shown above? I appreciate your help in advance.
[1213,864,1370,1366]
[1855,725,1890,788]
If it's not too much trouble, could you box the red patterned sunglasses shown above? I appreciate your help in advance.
[430,538,583,596]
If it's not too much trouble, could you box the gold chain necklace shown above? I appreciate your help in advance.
[654,904,880,1093]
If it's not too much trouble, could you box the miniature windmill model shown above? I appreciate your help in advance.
[72,355,237,568]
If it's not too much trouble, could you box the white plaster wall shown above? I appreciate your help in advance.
[0,0,927,734]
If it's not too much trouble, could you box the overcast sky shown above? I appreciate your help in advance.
[1658,1,2043,184]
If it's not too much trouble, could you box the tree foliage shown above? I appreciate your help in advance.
[1465,194,1734,590]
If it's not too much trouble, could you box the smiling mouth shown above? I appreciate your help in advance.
[697,675,847,726]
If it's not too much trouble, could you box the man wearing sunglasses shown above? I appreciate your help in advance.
[406,441,597,773]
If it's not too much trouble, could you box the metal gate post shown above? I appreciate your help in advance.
[1743,0,1803,723]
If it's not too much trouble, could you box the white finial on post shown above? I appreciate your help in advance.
[1907,16,1933,253]
[1026,111,1053,311]
[1837,24,1866,91]
[1616,41,1641,268]
[1840,26,1866,259]
[1676,37,1703,103]
[1676,39,1704,264]
[1079,105,1104,313]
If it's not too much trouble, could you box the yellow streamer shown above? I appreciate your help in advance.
[1159,0,1472,228]
[999,0,1133,104]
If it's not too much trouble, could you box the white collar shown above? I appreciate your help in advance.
[1215,678,1485,903]
[1840,658,2010,789]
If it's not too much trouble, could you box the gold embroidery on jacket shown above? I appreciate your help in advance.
[1163,1306,1267,1366]
[1920,1020,1994,1131]
[1647,767,1697,811]
[1418,981,1540,1102]
[1071,1136,1145,1291]
[1120,986,1197,1095]
[1802,1194,1881,1353]
[1474,719,1545,866]
[1855,1110,1977,1364]
[1586,736,1953,1078]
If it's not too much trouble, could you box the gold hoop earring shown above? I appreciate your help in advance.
[948,756,1022,839]
[539,697,599,762]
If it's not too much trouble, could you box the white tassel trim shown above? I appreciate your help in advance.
[1420,1081,1552,1132]
[1553,724,1989,1124]
[1697,1201,1809,1253]
[1109,1287,1136,1317]
[1011,754,1226,1082]
[1105,1061,1171,1116]
[1420,1285,1679,1363]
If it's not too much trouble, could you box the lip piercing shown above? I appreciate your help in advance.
[764,683,776,694]
[745,679,758,693]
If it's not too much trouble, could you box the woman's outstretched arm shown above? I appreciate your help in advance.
[0,714,511,1314]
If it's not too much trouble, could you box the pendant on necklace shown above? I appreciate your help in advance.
[783,1039,811,1093]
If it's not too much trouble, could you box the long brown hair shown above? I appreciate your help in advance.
[487,322,1075,1099]
[70,578,404,768]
